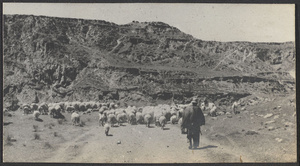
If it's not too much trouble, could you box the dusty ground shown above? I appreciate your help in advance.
[3,94,297,163]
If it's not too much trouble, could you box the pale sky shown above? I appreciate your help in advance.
[3,3,295,42]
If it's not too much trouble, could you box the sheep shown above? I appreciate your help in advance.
[73,102,80,111]
[99,106,108,114]
[158,116,167,129]
[154,111,163,126]
[104,123,110,136]
[31,103,38,111]
[58,102,65,112]
[162,109,172,121]
[209,106,217,117]
[127,112,136,125]
[170,115,178,124]
[200,102,206,111]
[23,105,31,115]
[178,117,186,134]
[116,113,127,126]
[108,114,117,127]
[109,103,115,109]
[71,112,80,126]
[177,108,184,118]
[33,110,40,120]
[49,105,61,118]
[99,112,108,126]
[66,106,75,113]
[136,112,144,124]
[38,103,48,115]
[144,114,152,128]
[178,117,183,126]
[170,109,177,116]
[79,103,86,112]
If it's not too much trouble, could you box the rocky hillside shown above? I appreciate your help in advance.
[3,15,295,109]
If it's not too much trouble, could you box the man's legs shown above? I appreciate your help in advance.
[187,129,193,149]
[192,131,200,148]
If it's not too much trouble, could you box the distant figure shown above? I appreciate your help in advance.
[181,98,205,149]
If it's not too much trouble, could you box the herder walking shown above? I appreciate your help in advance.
[181,98,205,149]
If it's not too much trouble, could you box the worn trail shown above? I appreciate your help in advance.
[44,124,252,163]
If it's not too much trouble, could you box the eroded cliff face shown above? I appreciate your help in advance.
[3,15,295,109]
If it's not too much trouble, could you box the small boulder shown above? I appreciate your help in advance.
[241,107,246,111]
[264,120,275,125]
[273,115,280,120]
[227,115,232,118]
[211,117,218,120]
[264,113,273,119]
[275,138,283,143]
[268,126,275,131]
[245,130,259,135]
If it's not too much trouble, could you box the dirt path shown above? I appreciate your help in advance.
[44,124,253,163]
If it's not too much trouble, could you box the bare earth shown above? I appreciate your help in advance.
[3,95,297,163]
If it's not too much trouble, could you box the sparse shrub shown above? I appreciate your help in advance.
[44,142,52,149]
[53,132,58,137]
[33,125,39,132]
[34,133,40,140]
[87,118,91,122]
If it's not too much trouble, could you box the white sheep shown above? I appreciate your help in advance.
[127,112,136,125]
[49,105,61,118]
[38,102,48,115]
[108,114,117,127]
[170,115,178,124]
[158,115,167,130]
[33,110,40,120]
[200,102,206,111]
[178,117,183,126]
[71,112,80,126]
[136,112,144,124]
[116,113,127,126]
[66,106,75,113]
[99,106,108,113]
[99,113,108,126]
[144,114,152,128]
[23,105,31,115]
[209,106,217,117]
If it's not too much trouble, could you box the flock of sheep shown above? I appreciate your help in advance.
[20,100,223,135]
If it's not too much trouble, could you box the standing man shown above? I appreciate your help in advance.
[181,98,205,149]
